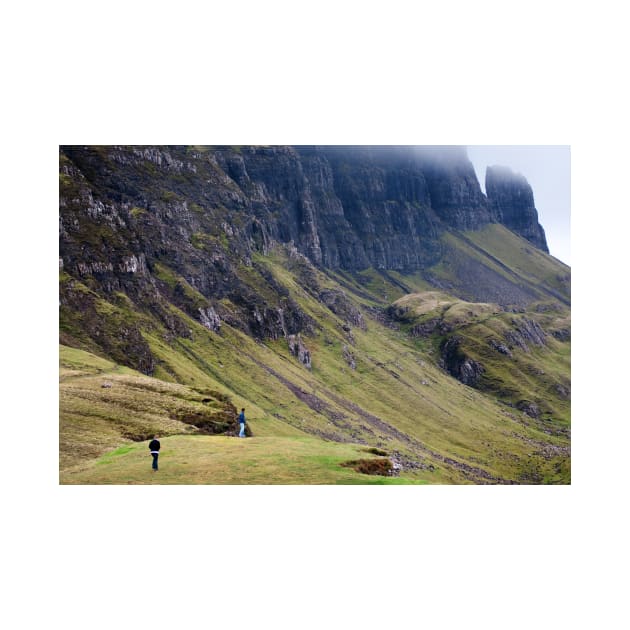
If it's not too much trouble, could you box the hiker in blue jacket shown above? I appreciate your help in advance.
[238,408,246,438]
[149,435,160,471]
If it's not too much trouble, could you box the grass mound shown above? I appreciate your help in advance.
[59,345,237,470]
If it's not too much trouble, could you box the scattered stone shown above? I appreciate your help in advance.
[319,289,366,330]
[288,333,312,369]
[489,339,512,357]
[552,328,571,342]
[516,400,541,418]
[199,306,221,332]
[342,344,356,370]
[555,384,570,399]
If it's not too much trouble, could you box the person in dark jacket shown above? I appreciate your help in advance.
[238,409,246,438]
[149,435,161,471]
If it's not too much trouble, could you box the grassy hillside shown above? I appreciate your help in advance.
[60,235,570,484]
[389,292,571,424]
[60,346,427,484]
[60,345,241,470]
[426,225,570,306]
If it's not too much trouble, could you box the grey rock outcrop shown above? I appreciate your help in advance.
[440,336,485,387]
[288,334,312,369]
[199,306,221,332]
[319,289,366,330]
[342,344,357,370]
[485,165,549,252]
[505,318,547,352]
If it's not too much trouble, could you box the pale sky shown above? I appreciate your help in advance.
[467,146,571,265]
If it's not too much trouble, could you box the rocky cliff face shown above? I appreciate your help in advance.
[60,146,549,279]
[212,145,449,271]
[410,146,492,229]
[59,145,560,368]
[485,165,549,253]
[292,145,495,268]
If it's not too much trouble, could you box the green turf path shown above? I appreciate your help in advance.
[60,435,429,485]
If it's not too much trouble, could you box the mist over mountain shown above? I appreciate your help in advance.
[60,145,551,286]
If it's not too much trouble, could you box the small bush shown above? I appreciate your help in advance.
[341,458,394,476]
[363,447,389,456]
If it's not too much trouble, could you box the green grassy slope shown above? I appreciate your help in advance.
[425,225,570,306]
[464,224,571,295]
[60,234,570,484]
[389,292,570,423]
[59,346,426,484]
[60,345,242,470]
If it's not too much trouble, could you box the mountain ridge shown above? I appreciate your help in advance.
[59,145,570,484]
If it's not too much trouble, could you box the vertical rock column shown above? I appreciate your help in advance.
[485,166,549,253]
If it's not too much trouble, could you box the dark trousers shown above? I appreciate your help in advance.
[151,453,159,470]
